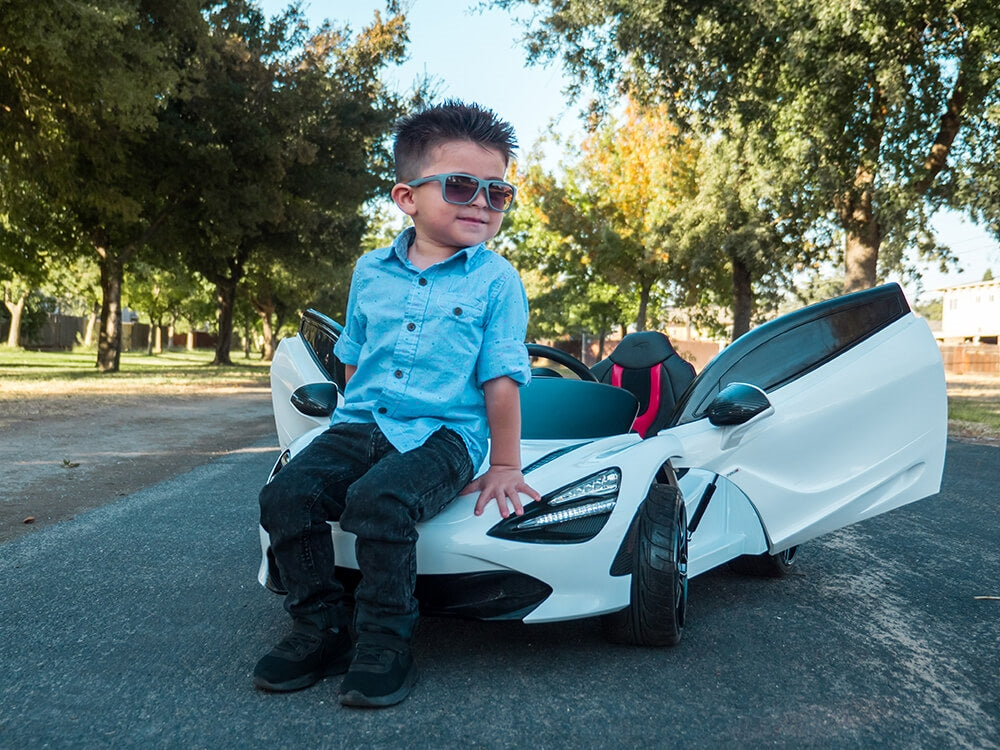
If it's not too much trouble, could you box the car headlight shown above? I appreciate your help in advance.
[487,468,621,544]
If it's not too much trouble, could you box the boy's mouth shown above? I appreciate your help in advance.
[457,214,489,226]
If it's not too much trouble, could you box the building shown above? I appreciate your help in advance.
[939,278,1000,345]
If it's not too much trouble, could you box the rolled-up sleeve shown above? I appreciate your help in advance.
[333,263,365,366]
[476,270,531,387]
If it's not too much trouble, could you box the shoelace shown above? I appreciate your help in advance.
[351,641,395,666]
[273,628,322,657]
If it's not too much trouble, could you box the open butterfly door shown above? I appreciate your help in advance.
[668,284,947,552]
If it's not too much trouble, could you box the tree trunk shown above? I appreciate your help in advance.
[96,248,125,372]
[212,277,237,365]
[250,290,277,362]
[259,309,276,361]
[4,288,27,347]
[84,302,99,347]
[843,230,880,293]
[841,82,884,294]
[841,167,881,293]
[731,256,753,341]
[635,280,652,332]
[144,321,164,355]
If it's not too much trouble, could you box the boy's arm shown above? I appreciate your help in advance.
[465,376,541,518]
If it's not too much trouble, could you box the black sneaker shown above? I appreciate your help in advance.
[253,621,353,692]
[338,633,417,708]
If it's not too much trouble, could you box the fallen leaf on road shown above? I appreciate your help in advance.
[23,516,35,524]
[61,459,80,468]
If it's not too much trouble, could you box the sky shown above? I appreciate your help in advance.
[258,0,575,147]
[258,0,1000,300]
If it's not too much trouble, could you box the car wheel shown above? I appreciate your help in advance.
[602,483,688,647]
[729,545,799,577]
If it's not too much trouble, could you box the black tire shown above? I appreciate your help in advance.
[602,484,688,647]
[729,545,799,577]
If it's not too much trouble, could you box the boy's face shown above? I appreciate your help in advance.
[392,140,509,253]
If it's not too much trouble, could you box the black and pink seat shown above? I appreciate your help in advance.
[591,331,696,438]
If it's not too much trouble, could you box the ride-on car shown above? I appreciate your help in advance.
[258,282,947,646]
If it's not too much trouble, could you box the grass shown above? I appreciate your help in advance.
[2,345,997,439]
[949,401,1000,428]
[947,378,1000,431]
[0,346,269,392]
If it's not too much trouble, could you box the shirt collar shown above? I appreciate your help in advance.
[376,227,483,272]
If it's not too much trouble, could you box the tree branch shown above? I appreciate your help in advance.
[912,66,967,196]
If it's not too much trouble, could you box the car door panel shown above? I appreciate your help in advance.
[668,285,946,551]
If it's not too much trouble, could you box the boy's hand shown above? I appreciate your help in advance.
[464,464,542,519]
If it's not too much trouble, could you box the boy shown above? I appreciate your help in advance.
[254,101,539,708]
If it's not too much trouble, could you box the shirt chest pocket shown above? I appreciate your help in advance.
[435,294,486,327]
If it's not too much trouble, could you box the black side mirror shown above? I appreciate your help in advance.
[707,383,772,426]
[290,382,340,418]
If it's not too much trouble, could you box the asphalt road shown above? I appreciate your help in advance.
[1,438,997,749]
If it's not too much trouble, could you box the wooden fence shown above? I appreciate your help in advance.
[939,344,1000,375]
[2,314,213,352]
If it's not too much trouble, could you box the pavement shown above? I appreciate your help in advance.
[0,437,997,748]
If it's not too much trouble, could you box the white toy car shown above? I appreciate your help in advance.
[259,283,947,646]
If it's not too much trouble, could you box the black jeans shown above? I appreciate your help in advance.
[259,422,474,641]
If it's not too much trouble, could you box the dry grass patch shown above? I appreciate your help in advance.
[3,347,998,443]
[946,373,1000,444]
[0,347,269,426]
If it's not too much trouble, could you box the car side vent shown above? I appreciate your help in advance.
[610,515,639,577]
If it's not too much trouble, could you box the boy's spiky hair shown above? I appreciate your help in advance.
[393,100,518,182]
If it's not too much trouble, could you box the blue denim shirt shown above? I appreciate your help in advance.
[332,228,531,468]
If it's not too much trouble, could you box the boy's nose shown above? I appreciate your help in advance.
[469,186,489,208]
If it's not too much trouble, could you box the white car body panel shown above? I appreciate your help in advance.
[258,285,947,625]
[268,344,336,451]
[668,314,946,551]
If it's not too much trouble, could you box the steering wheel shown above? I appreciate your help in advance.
[527,343,598,382]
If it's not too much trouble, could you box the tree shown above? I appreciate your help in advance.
[1,0,206,370]
[243,258,306,360]
[126,262,200,354]
[162,1,410,365]
[172,277,218,351]
[0,183,88,346]
[0,226,42,347]
[1,275,30,347]
[499,0,1000,293]
[505,102,699,337]
[953,101,1000,256]
[670,126,814,338]
[581,100,700,330]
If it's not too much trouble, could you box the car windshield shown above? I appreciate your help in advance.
[520,378,639,440]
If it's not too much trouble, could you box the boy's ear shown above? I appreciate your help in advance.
[391,183,417,216]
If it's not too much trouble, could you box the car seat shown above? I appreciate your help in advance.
[591,331,696,438]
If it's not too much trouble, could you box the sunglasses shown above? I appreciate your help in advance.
[406,173,517,213]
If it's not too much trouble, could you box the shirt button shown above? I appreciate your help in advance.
[453,307,462,316]
[407,322,416,331]
[394,369,403,378]
[377,406,387,414]
[418,278,427,286]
